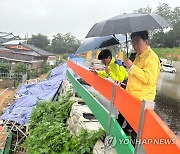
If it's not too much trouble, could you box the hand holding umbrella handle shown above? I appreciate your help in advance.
[129,52,137,62]
[125,58,133,69]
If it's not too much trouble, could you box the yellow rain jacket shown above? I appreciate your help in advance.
[97,57,128,82]
[126,47,161,101]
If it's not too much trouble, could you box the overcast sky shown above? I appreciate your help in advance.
[0,0,179,40]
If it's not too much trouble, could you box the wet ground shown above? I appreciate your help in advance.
[155,72,180,137]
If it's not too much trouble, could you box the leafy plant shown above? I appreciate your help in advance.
[14,62,28,74]
[63,128,105,154]
[0,63,11,73]
[42,62,52,73]
[24,93,105,153]
[62,53,69,60]
[27,68,38,79]
[56,55,63,66]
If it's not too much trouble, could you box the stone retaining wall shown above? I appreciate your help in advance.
[62,79,116,154]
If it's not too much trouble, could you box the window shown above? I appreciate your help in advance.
[163,64,173,68]
[18,45,22,49]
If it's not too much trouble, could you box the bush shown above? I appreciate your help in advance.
[62,53,69,60]
[0,63,11,73]
[42,62,52,73]
[56,55,63,66]
[27,68,38,79]
[14,62,28,74]
[24,93,105,153]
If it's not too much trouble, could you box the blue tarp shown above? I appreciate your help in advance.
[1,95,38,125]
[67,54,89,77]
[69,54,85,63]
[1,63,67,125]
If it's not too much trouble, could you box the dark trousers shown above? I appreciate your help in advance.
[117,112,137,147]
[117,112,132,129]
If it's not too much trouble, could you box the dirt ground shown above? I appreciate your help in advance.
[0,88,16,114]
[0,73,48,115]
[39,73,48,80]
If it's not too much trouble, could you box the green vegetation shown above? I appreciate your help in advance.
[62,53,69,60]
[28,33,50,50]
[134,3,180,48]
[0,63,11,73]
[14,62,28,74]
[27,3,180,56]
[153,47,180,61]
[24,93,105,153]
[122,47,180,61]
[27,68,38,79]
[42,62,52,73]
[50,33,80,54]
[56,55,63,65]
[28,33,81,55]
[14,62,39,79]
[56,54,70,63]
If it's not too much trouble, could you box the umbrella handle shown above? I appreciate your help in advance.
[126,34,128,58]
[113,34,128,58]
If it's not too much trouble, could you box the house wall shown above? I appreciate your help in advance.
[8,45,31,51]
[47,56,56,65]
[31,61,44,72]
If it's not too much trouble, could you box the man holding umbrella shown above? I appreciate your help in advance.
[85,12,169,144]
[125,30,161,102]
[119,31,161,142]
[85,13,168,100]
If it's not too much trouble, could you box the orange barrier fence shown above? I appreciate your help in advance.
[114,86,142,132]
[68,60,142,131]
[68,60,114,101]
[68,60,180,154]
[142,109,180,153]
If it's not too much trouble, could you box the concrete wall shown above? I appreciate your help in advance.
[62,79,116,154]
[0,79,15,88]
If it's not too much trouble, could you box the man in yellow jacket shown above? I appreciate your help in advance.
[91,49,128,88]
[125,31,161,101]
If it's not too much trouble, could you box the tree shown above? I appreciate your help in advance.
[169,7,180,47]
[42,62,52,73]
[156,3,173,22]
[50,33,81,54]
[133,5,153,14]
[134,3,180,48]
[28,33,50,50]
[0,63,11,73]
[14,62,28,74]
[154,3,180,47]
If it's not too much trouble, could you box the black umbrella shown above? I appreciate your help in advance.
[86,13,171,57]
[86,13,171,38]
[76,34,127,54]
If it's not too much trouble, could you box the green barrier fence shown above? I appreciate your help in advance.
[67,70,134,154]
